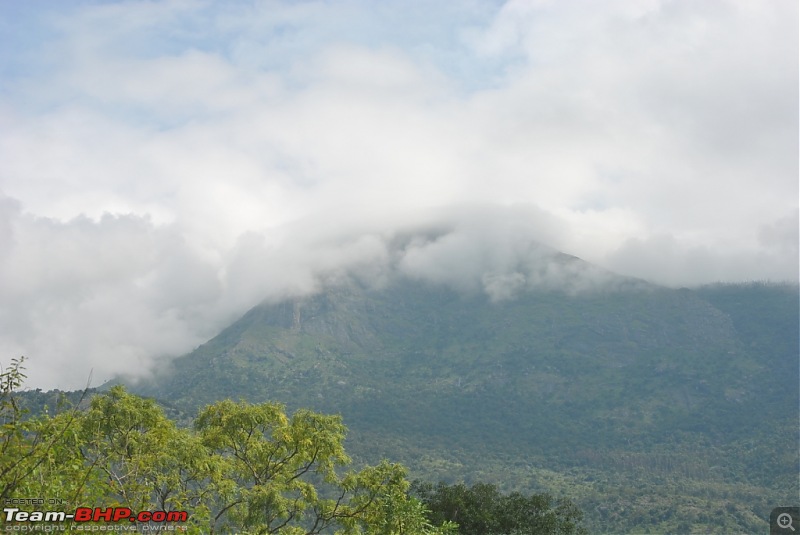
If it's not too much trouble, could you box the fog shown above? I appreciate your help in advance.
[0,0,796,388]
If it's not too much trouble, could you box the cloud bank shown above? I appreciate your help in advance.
[0,0,796,388]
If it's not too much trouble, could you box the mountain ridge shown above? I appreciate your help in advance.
[127,256,798,533]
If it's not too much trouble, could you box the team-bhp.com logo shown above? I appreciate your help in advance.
[3,506,188,531]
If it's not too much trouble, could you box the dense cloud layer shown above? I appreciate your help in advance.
[0,0,796,388]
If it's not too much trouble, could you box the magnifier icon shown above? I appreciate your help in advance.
[778,513,795,531]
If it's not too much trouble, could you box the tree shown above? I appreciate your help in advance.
[1,356,91,505]
[193,397,455,534]
[0,356,29,502]
[1,363,453,535]
[411,481,587,535]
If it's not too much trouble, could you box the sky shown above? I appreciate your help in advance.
[0,0,797,389]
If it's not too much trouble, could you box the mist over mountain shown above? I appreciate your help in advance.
[5,204,706,389]
[2,0,797,390]
[129,254,799,533]
[2,2,796,532]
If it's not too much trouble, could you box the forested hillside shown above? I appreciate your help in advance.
[127,276,799,534]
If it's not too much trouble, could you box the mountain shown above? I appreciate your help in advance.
[130,254,799,534]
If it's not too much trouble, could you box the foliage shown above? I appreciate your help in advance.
[1,356,94,505]
[0,355,28,502]
[1,363,454,535]
[411,481,587,535]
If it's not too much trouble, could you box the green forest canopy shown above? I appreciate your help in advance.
[1,357,585,534]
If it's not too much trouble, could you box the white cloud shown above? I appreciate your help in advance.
[0,0,796,388]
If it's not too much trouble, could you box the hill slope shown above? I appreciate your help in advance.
[131,261,799,533]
